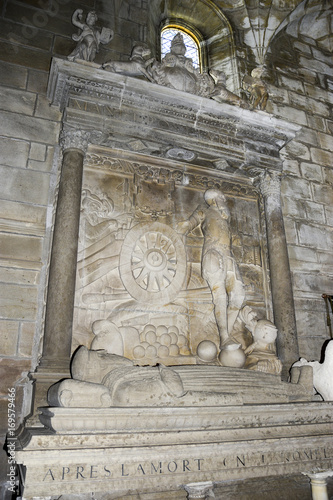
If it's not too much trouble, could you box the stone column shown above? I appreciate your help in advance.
[28,128,90,425]
[40,128,90,371]
[303,471,333,500]
[258,170,299,380]
[184,481,214,499]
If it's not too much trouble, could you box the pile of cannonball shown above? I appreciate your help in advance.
[133,324,191,360]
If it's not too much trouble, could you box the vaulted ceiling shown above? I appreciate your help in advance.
[147,0,331,68]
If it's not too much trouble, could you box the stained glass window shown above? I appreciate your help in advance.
[161,27,200,70]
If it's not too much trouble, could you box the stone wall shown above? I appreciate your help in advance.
[265,13,333,360]
[0,0,148,486]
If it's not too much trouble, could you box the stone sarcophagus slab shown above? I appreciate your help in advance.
[17,402,333,499]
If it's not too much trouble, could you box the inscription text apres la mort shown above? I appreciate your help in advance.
[43,458,204,481]
[42,447,331,482]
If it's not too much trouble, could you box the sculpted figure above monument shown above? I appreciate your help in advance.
[177,189,245,354]
[103,43,155,82]
[150,33,214,97]
[209,70,250,109]
[68,9,113,62]
[242,67,269,110]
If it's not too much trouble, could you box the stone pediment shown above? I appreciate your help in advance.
[47,58,300,174]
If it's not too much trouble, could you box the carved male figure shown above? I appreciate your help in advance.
[177,189,245,349]
[68,9,113,62]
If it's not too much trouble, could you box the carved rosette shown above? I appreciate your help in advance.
[119,221,187,305]
[60,128,91,153]
[184,481,214,499]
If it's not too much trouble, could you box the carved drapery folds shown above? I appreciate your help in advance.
[256,169,299,379]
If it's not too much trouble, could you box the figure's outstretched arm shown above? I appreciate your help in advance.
[176,207,205,235]
[71,9,85,30]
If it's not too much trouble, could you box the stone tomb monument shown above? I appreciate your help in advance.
[15,58,333,499]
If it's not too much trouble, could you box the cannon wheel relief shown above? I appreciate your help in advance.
[119,222,187,304]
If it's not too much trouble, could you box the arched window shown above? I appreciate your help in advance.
[149,4,239,93]
[161,26,201,70]
[160,21,207,72]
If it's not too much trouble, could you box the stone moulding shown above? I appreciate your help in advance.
[47,58,300,173]
[35,403,333,438]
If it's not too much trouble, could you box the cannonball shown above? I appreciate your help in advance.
[177,334,188,347]
[169,332,178,344]
[197,340,218,362]
[169,344,180,356]
[143,324,156,333]
[158,345,169,358]
[133,345,145,359]
[160,333,172,346]
[145,330,157,344]
[167,325,179,334]
[146,345,157,358]
[156,325,168,336]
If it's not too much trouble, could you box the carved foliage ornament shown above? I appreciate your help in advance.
[60,128,91,153]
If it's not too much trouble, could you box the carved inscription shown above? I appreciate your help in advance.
[41,447,332,483]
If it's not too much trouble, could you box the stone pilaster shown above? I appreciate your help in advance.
[28,128,90,426]
[184,481,214,499]
[257,169,299,380]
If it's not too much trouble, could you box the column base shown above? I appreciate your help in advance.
[25,365,70,427]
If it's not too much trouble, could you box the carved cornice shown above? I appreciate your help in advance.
[48,58,301,175]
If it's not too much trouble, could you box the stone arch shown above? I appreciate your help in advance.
[147,0,240,93]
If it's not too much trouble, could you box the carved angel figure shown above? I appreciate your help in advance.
[68,9,113,62]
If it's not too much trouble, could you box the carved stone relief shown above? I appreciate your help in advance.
[73,153,269,369]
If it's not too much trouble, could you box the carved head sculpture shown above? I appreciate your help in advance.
[204,189,229,216]
[170,33,187,56]
[253,320,278,346]
[86,10,97,26]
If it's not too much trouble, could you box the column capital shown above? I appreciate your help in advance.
[254,169,282,199]
[184,481,214,499]
[60,127,91,153]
